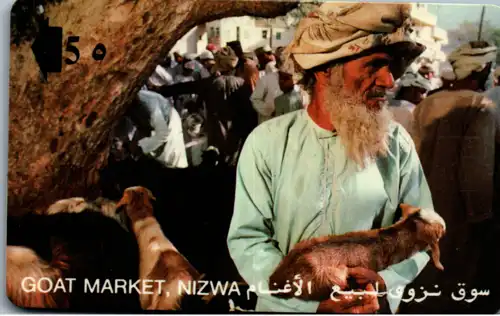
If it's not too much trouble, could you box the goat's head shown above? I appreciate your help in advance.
[399,204,446,271]
[116,186,156,220]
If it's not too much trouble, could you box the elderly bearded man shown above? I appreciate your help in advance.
[227,3,438,314]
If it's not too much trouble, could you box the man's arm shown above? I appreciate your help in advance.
[377,128,435,313]
[154,78,207,98]
[136,93,171,154]
[250,77,273,118]
[226,131,320,313]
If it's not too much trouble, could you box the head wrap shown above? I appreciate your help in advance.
[255,45,273,55]
[213,46,239,73]
[284,3,425,79]
[199,50,214,61]
[183,53,197,61]
[442,42,497,81]
[398,71,432,91]
[206,43,217,52]
[242,52,257,62]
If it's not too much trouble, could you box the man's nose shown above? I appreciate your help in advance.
[375,66,395,89]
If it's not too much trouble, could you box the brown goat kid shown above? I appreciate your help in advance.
[115,186,201,311]
[268,204,446,301]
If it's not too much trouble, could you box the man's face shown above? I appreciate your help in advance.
[342,52,394,111]
[278,71,294,93]
[257,52,275,68]
[316,51,396,168]
[202,59,215,70]
[256,54,266,68]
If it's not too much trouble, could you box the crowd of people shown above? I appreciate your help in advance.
[94,2,500,314]
[110,41,310,169]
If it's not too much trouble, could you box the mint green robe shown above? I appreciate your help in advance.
[227,110,434,313]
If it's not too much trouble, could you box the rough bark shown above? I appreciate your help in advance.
[8,0,299,215]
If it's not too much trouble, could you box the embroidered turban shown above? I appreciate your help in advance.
[284,3,425,79]
[442,42,497,81]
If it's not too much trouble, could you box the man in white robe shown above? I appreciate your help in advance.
[135,90,188,168]
[228,3,439,314]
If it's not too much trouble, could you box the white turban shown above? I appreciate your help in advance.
[284,3,425,79]
[443,43,497,81]
[199,50,214,61]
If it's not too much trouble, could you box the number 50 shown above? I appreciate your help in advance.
[65,36,107,64]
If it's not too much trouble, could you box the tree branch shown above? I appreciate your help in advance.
[8,0,299,214]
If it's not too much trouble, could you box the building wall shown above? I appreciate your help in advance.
[409,2,449,72]
[170,26,207,56]
[180,17,295,54]
[251,27,295,50]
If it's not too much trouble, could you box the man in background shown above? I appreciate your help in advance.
[198,50,216,79]
[254,45,277,77]
[147,55,175,89]
[406,40,499,314]
[128,90,188,169]
[388,70,431,132]
[273,56,304,117]
[173,51,183,65]
[250,50,283,124]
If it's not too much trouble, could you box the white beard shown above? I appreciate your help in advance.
[323,67,392,169]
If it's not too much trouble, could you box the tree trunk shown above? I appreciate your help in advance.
[8,0,299,215]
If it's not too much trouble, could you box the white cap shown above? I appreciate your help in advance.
[255,45,273,55]
[183,53,197,60]
[199,50,214,60]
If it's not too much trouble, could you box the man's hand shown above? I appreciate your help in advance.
[348,267,386,290]
[348,267,390,313]
[317,283,380,313]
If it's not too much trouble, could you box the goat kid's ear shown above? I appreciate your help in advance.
[399,203,420,218]
[115,194,130,212]
[431,241,444,271]
[115,203,126,214]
